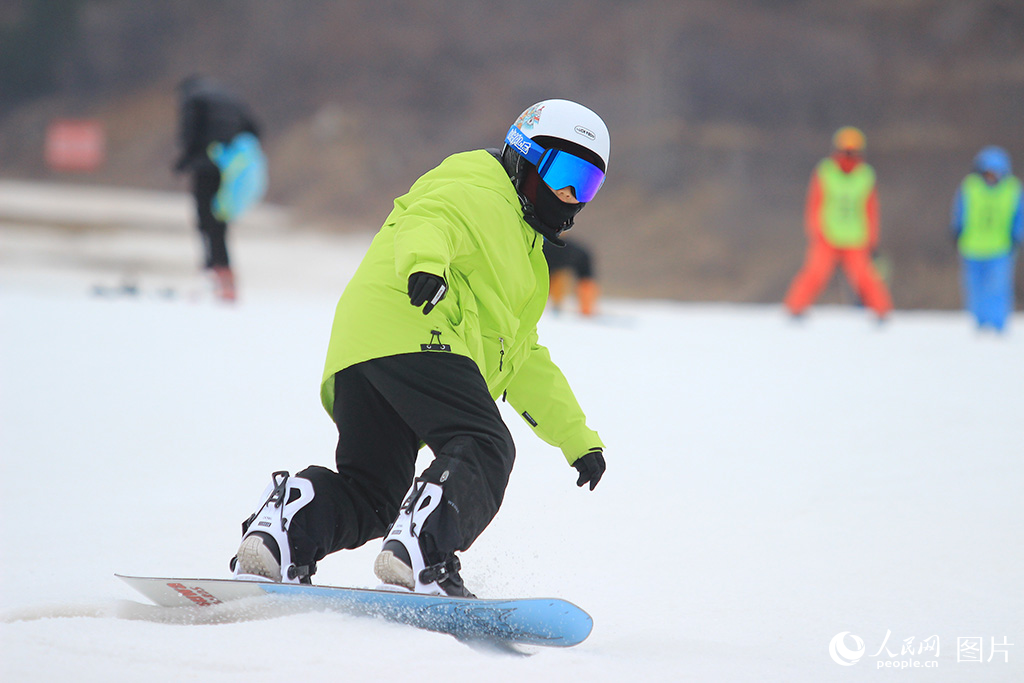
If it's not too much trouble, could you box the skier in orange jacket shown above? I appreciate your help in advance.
[783,127,893,320]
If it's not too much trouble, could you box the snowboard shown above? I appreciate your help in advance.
[117,575,592,648]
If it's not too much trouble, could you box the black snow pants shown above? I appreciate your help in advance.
[286,352,516,568]
[191,159,229,268]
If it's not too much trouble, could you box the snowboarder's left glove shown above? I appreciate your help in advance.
[408,272,447,315]
[573,448,605,491]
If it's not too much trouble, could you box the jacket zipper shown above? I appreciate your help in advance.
[498,337,505,371]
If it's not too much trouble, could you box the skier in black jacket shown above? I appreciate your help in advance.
[173,75,260,301]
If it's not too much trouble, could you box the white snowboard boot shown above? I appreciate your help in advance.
[231,471,315,584]
[373,481,474,597]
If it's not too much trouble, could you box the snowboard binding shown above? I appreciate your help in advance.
[231,471,316,584]
[374,480,474,598]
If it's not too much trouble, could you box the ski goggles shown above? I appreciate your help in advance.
[504,125,605,202]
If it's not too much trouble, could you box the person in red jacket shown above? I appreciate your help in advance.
[783,127,893,320]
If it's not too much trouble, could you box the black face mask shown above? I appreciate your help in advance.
[520,169,585,246]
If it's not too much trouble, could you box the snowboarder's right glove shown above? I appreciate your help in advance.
[407,272,447,315]
[573,448,606,491]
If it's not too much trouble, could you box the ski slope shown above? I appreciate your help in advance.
[1,184,1021,682]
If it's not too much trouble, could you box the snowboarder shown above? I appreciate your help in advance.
[173,75,261,301]
[231,99,610,597]
[950,146,1022,333]
[544,238,601,316]
[783,127,893,320]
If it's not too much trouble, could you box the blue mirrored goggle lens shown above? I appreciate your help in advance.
[504,125,605,202]
[537,149,605,203]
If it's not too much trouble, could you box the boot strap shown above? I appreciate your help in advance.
[419,555,461,586]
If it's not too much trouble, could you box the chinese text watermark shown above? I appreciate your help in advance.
[829,631,1014,669]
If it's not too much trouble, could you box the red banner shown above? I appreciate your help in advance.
[45,119,106,172]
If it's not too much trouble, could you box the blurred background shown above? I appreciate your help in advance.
[1,0,1022,308]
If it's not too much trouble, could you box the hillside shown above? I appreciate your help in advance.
[2,0,1022,308]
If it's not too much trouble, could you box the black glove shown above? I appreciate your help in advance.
[408,272,447,315]
[573,448,606,491]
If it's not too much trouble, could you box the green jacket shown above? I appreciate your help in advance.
[816,157,876,248]
[321,150,603,465]
[956,173,1023,259]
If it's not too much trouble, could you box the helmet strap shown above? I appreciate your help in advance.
[518,167,583,245]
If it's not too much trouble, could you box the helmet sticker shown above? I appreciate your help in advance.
[515,104,544,130]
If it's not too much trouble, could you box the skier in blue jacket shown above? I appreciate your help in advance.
[950,146,1023,333]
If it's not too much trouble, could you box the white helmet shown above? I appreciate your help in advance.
[509,99,610,171]
[501,99,610,202]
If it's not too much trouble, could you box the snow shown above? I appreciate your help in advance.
[1,182,1022,682]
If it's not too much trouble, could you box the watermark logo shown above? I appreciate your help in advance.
[829,631,865,666]
[828,630,1013,669]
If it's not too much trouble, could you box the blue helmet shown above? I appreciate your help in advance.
[973,146,1012,180]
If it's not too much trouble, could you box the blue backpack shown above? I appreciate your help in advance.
[208,132,267,221]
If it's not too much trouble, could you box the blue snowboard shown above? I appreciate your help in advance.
[117,575,592,648]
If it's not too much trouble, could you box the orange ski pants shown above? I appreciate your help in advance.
[784,241,892,317]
